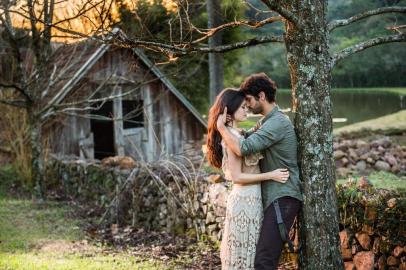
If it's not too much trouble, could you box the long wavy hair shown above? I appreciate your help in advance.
[206,88,246,168]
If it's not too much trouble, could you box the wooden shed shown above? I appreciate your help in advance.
[48,41,207,162]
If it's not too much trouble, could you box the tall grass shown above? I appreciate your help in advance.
[0,101,32,186]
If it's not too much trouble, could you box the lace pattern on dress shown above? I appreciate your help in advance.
[220,127,264,270]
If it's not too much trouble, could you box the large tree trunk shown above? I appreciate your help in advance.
[284,2,344,269]
[207,0,224,104]
[28,110,44,198]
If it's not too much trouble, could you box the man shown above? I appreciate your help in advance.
[217,73,303,270]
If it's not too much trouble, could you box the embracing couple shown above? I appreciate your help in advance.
[206,73,303,270]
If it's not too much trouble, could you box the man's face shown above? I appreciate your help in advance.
[245,94,262,114]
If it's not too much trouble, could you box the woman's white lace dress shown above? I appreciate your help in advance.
[220,128,263,270]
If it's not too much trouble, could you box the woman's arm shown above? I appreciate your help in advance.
[226,147,289,185]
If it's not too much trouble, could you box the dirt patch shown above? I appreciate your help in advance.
[35,239,100,255]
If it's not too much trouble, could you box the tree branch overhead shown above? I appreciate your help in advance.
[329,6,406,31]
[332,34,406,65]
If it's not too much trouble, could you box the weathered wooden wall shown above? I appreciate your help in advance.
[49,47,206,162]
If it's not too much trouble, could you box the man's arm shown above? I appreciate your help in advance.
[239,118,285,156]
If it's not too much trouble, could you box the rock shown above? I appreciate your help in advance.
[387,198,397,208]
[349,148,358,161]
[370,151,380,161]
[205,212,216,224]
[200,192,209,204]
[356,232,371,250]
[366,157,375,164]
[213,206,226,217]
[202,205,208,215]
[215,217,224,223]
[394,246,405,257]
[342,248,353,261]
[340,230,350,249]
[385,153,398,166]
[373,237,381,254]
[207,224,217,235]
[354,251,374,270]
[356,139,369,149]
[209,183,228,208]
[387,256,399,266]
[371,137,391,148]
[345,261,355,270]
[337,167,351,178]
[391,165,401,173]
[335,150,346,160]
[377,255,386,270]
[341,157,350,166]
[206,174,223,183]
[375,161,391,172]
[355,161,367,172]
[362,224,374,236]
[357,176,373,189]
[400,256,406,270]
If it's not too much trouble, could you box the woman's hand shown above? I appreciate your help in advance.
[268,168,289,183]
[216,107,228,130]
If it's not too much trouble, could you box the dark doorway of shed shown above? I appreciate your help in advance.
[90,101,115,160]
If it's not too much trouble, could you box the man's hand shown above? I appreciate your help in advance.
[216,107,228,131]
[268,168,290,183]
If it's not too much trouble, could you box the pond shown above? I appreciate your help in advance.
[275,89,406,128]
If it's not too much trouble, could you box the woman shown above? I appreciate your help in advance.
[206,88,289,270]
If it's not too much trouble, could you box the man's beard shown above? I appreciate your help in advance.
[250,105,262,114]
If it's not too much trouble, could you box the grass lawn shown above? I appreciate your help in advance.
[337,171,406,190]
[0,167,170,270]
[0,197,168,270]
[334,110,406,136]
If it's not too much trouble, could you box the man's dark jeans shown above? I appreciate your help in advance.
[254,196,301,270]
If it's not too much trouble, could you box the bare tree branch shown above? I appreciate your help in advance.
[260,0,299,27]
[332,34,406,65]
[192,16,283,44]
[329,7,406,31]
[113,32,284,56]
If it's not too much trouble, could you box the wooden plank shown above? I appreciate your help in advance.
[113,86,125,156]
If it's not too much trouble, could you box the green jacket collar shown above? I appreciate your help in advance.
[260,104,280,125]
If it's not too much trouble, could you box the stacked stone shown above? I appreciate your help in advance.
[334,137,406,178]
[182,139,206,167]
[338,179,405,270]
[340,230,405,270]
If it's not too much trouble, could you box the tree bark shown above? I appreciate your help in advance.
[207,0,224,104]
[283,1,344,269]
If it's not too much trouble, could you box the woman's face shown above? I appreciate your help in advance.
[233,101,248,122]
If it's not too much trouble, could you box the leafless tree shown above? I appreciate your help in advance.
[0,0,122,196]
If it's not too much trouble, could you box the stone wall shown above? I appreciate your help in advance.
[334,136,406,178]
[45,154,228,241]
[336,181,405,270]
